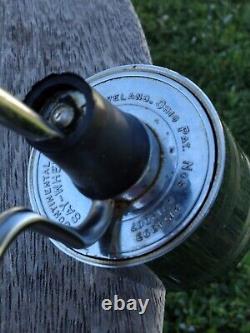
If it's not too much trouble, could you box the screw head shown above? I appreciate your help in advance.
[51,104,75,129]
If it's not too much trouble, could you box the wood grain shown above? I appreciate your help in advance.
[0,1,165,332]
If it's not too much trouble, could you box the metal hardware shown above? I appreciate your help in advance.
[51,104,76,129]
[0,88,62,141]
[0,201,114,257]
[0,72,160,259]
[0,65,249,290]
[24,73,155,200]
[28,65,219,267]
[0,80,117,254]
[27,64,250,290]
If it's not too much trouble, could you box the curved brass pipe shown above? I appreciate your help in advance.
[0,88,62,141]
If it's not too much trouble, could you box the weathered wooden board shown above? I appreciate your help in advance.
[0,1,165,332]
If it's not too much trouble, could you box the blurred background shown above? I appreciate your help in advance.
[133,1,250,332]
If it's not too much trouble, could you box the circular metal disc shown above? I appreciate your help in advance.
[28,65,224,267]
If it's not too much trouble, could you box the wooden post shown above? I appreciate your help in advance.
[0,1,166,332]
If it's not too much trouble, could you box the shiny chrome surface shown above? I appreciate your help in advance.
[48,90,87,130]
[0,88,62,141]
[28,64,224,267]
[0,201,114,258]
[51,104,75,129]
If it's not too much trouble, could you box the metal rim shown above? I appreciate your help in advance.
[28,64,226,267]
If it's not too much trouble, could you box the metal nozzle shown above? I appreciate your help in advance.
[0,88,62,142]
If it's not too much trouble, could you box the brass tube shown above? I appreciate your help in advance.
[0,88,62,141]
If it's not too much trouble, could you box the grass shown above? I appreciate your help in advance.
[133,1,250,332]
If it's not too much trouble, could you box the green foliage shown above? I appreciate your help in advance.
[133,0,250,155]
[164,255,250,332]
[133,1,250,332]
